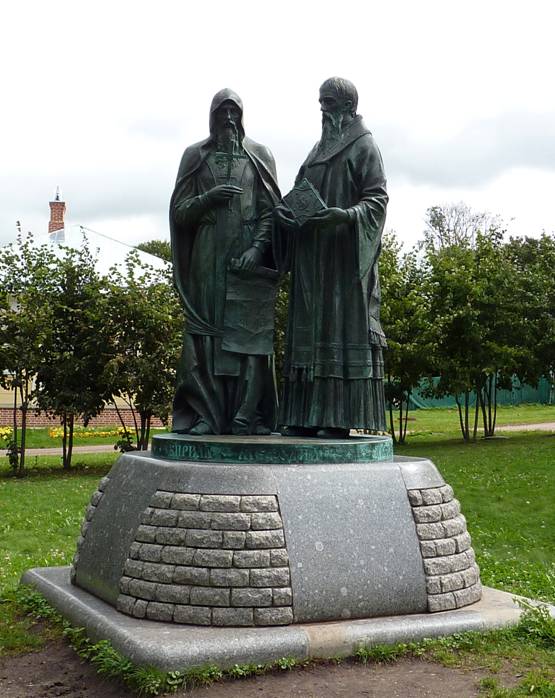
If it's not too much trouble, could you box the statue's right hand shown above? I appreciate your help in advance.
[274,204,299,230]
[205,185,243,205]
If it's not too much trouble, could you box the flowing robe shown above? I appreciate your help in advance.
[275,115,388,430]
[170,135,281,434]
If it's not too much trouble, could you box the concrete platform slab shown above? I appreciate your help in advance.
[22,566,553,672]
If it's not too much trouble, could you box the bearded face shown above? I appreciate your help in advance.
[213,101,242,153]
[319,90,350,148]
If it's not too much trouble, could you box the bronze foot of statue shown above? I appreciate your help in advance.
[315,427,350,439]
[189,421,214,436]
[280,426,318,437]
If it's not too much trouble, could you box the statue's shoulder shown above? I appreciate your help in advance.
[350,130,381,158]
[244,138,275,166]
[243,137,279,186]
[176,138,211,179]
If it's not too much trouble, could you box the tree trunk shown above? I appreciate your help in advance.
[129,400,139,448]
[138,412,151,450]
[464,391,470,441]
[387,376,397,444]
[455,394,467,440]
[487,373,497,437]
[479,379,488,437]
[398,392,411,445]
[492,377,498,434]
[144,416,151,451]
[19,403,27,477]
[112,399,133,449]
[62,413,69,469]
[473,388,480,441]
[17,380,28,477]
[480,373,497,437]
[12,386,18,446]
[63,413,75,469]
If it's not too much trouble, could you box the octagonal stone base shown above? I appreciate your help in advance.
[68,434,481,627]
[23,569,541,673]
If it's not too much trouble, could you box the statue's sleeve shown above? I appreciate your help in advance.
[172,177,211,227]
[169,164,220,337]
[252,186,273,255]
[344,137,388,281]
[272,163,306,273]
[344,137,388,346]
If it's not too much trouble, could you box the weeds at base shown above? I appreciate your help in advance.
[11,586,555,696]
[479,671,555,697]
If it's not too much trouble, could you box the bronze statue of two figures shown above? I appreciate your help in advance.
[170,78,388,440]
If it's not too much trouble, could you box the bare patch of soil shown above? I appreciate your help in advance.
[0,639,521,698]
[0,639,130,697]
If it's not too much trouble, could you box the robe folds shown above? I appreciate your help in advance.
[275,115,388,431]
[169,92,281,434]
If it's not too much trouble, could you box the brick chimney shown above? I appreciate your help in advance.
[48,187,66,235]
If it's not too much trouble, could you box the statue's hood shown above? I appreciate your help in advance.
[209,88,244,138]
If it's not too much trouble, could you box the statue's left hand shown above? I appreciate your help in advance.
[236,247,263,271]
[308,207,349,226]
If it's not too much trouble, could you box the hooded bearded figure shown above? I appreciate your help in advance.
[170,89,281,435]
[274,77,388,438]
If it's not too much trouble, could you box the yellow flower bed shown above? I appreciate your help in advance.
[48,426,127,439]
[0,426,13,442]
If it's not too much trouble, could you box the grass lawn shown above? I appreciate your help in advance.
[396,403,555,436]
[397,433,555,602]
[0,421,554,693]
[8,425,169,449]
[0,454,120,592]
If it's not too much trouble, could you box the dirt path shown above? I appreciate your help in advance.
[0,639,517,698]
[496,421,555,432]
[2,444,115,457]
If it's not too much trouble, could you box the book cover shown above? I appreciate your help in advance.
[282,178,327,226]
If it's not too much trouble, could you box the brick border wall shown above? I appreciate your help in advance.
[0,407,164,429]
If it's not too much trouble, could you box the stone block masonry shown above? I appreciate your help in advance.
[70,476,111,584]
[115,492,293,626]
[407,484,482,612]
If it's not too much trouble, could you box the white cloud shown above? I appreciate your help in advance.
[2,0,555,245]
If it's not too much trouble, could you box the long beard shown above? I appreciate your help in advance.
[215,121,241,153]
[320,111,344,149]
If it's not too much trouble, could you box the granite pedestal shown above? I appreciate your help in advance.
[22,434,491,667]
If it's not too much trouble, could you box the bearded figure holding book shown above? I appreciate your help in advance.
[275,77,388,438]
[170,89,280,436]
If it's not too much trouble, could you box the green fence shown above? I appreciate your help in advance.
[408,376,554,409]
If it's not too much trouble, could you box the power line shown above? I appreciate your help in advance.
[78,225,142,252]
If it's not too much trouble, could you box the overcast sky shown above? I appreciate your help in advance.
[2,0,555,249]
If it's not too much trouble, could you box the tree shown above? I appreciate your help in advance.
[470,229,520,437]
[136,239,172,263]
[422,238,482,440]
[423,202,495,251]
[34,242,114,469]
[505,234,555,389]
[107,252,182,450]
[0,236,57,476]
[420,203,535,440]
[380,231,432,443]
